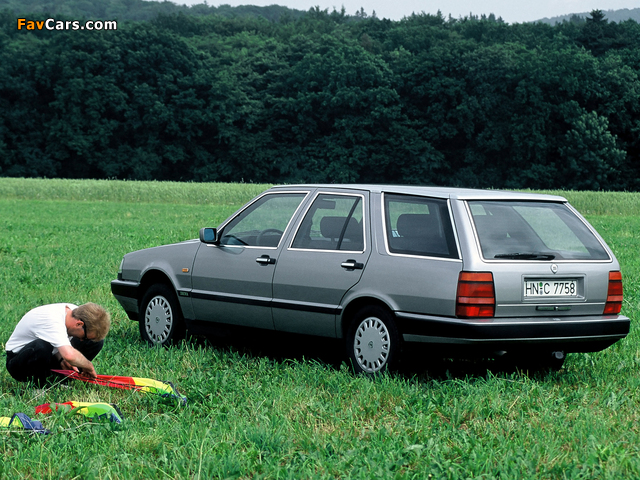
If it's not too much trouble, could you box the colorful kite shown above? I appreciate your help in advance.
[0,412,50,434]
[52,369,187,405]
[36,401,123,424]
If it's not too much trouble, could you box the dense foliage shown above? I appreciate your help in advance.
[1,6,640,189]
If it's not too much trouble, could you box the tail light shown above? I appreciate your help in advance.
[604,271,623,315]
[456,272,495,318]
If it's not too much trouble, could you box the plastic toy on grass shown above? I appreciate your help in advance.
[36,401,123,424]
[52,369,187,405]
[0,412,50,434]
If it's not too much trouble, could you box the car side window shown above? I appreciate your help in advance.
[291,194,365,251]
[384,194,458,259]
[220,193,307,247]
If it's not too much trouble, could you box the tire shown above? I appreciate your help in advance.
[139,284,186,346]
[346,306,400,374]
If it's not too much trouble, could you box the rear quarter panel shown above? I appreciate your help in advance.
[344,192,462,319]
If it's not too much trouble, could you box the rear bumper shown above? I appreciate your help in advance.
[396,312,630,353]
[110,279,140,320]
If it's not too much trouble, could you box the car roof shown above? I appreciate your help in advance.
[269,184,567,202]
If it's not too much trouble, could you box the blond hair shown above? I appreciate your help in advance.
[73,303,111,341]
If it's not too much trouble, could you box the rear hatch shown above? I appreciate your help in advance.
[466,200,617,318]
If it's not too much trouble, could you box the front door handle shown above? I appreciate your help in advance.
[256,255,276,265]
[341,259,364,270]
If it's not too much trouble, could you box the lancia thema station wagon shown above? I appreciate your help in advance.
[111,185,630,373]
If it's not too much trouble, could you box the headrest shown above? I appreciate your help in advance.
[320,216,348,239]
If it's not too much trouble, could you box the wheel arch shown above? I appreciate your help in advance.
[138,269,176,314]
[339,296,396,339]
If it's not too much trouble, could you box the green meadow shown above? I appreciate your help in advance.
[0,178,639,479]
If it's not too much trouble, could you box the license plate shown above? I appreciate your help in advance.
[524,279,578,297]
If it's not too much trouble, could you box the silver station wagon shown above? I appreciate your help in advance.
[111,185,630,373]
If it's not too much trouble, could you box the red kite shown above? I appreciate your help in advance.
[52,369,187,405]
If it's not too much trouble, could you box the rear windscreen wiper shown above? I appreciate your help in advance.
[494,253,556,260]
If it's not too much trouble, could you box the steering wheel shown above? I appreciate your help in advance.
[256,228,284,246]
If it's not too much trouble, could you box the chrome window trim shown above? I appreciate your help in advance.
[288,190,367,253]
[381,192,462,262]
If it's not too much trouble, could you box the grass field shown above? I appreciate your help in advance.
[0,178,638,479]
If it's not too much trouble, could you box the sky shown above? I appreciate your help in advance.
[174,0,639,24]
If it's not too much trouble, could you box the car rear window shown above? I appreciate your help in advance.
[384,194,458,259]
[468,201,610,261]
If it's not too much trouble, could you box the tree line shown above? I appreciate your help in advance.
[0,0,308,22]
[1,7,639,190]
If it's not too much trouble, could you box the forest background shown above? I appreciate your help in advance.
[1,1,640,191]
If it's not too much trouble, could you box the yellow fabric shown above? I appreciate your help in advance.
[0,415,23,428]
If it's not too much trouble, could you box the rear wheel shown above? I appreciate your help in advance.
[346,306,400,374]
[139,284,186,346]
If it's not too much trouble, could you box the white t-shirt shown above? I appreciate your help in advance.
[5,303,77,354]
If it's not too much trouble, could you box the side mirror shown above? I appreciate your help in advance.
[199,227,218,244]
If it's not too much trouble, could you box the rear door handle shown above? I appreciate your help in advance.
[341,259,364,270]
[256,255,276,265]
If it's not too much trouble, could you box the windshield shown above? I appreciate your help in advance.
[468,201,610,261]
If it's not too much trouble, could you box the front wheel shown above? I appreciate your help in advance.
[346,306,400,374]
[139,284,186,346]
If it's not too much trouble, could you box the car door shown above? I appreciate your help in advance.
[190,191,309,329]
[272,190,371,337]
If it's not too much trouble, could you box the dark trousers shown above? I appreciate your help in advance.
[6,338,104,384]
